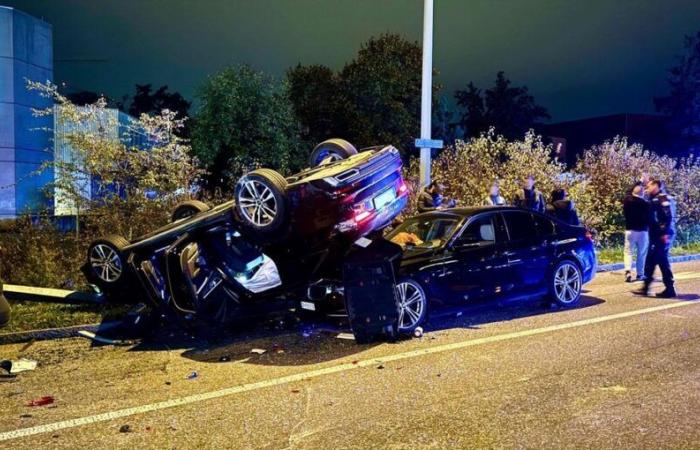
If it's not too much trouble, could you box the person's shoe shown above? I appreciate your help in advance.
[625,271,633,283]
[656,288,677,299]
[635,275,646,282]
[633,285,650,296]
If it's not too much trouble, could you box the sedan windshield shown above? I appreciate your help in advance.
[388,216,460,249]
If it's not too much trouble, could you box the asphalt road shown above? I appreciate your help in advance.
[2,261,700,449]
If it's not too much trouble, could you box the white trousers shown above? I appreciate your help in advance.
[624,230,649,276]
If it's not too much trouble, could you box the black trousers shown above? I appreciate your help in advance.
[644,239,674,289]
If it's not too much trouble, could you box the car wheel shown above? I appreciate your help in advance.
[395,278,428,333]
[87,235,129,286]
[549,259,582,307]
[309,138,358,167]
[171,200,211,222]
[234,168,288,233]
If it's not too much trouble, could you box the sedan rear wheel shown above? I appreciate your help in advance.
[234,169,288,233]
[551,260,582,306]
[395,279,427,332]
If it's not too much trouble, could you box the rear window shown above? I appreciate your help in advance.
[503,211,537,242]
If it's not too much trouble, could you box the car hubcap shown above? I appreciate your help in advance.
[554,262,581,304]
[238,180,278,227]
[396,281,425,331]
[89,244,122,282]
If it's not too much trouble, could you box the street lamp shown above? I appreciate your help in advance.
[417,0,441,187]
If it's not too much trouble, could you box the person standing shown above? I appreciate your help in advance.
[417,180,445,213]
[635,180,676,298]
[483,181,506,206]
[513,175,545,213]
[546,188,580,225]
[623,184,650,282]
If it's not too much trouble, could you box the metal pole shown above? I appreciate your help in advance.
[419,0,434,187]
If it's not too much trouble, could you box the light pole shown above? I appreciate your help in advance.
[419,0,434,187]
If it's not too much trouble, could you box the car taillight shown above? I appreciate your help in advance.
[354,210,371,223]
[585,230,594,243]
[398,181,408,194]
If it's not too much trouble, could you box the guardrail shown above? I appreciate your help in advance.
[3,284,104,304]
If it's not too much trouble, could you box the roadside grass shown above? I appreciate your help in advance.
[596,241,700,265]
[1,301,128,334]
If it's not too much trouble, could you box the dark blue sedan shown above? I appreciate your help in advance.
[387,206,597,332]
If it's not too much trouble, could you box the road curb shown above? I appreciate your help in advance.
[596,253,700,273]
[0,321,121,345]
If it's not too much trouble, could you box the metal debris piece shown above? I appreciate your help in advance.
[250,348,267,355]
[26,396,54,407]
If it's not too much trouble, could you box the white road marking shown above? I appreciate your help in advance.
[1,299,698,442]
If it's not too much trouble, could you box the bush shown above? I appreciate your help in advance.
[404,129,566,215]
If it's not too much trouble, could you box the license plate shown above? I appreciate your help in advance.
[373,188,396,210]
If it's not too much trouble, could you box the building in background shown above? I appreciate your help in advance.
[537,113,683,166]
[53,105,142,216]
[0,6,53,219]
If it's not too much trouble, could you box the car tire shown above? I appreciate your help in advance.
[309,138,358,167]
[395,278,428,333]
[171,200,211,222]
[549,259,583,307]
[234,168,288,234]
[87,235,130,287]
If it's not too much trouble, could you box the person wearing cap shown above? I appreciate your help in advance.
[635,179,677,298]
[417,180,446,213]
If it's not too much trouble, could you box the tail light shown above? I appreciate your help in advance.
[584,230,594,243]
[398,181,408,194]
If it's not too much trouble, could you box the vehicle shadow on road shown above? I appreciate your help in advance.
[423,294,606,333]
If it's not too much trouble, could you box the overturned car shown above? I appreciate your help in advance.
[83,139,409,330]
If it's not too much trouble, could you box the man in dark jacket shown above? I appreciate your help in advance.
[635,180,676,298]
[546,189,579,225]
[417,180,445,213]
[623,184,650,282]
[513,175,545,213]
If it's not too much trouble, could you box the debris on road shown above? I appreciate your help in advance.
[0,358,38,374]
[250,348,267,355]
[77,330,134,346]
[186,371,198,380]
[218,355,231,362]
[413,326,424,338]
[377,364,385,370]
[26,396,54,407]
[336,332,355,340]
[119,424,132,433]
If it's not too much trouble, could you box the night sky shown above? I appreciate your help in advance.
[5,0,700,121]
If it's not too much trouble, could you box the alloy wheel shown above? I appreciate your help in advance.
[554,262,581,304]
[238,179,278,227]
[89,244,123,282]
[396,280,426,331]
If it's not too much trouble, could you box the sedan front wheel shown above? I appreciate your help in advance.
[395,278,428,332]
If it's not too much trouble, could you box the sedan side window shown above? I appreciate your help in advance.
[533,213,556,237]
[456,214,496,246]
[503,211,537,242]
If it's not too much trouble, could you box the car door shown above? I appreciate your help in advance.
[440,212,511,304]
[501,210,552,296]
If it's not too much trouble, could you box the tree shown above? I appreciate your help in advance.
[123,84,191,120]
[286,64,348,145]
[655,31,700,153]
[341,33,435,155]
[455,71,550,139]
[191,65,303,189]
